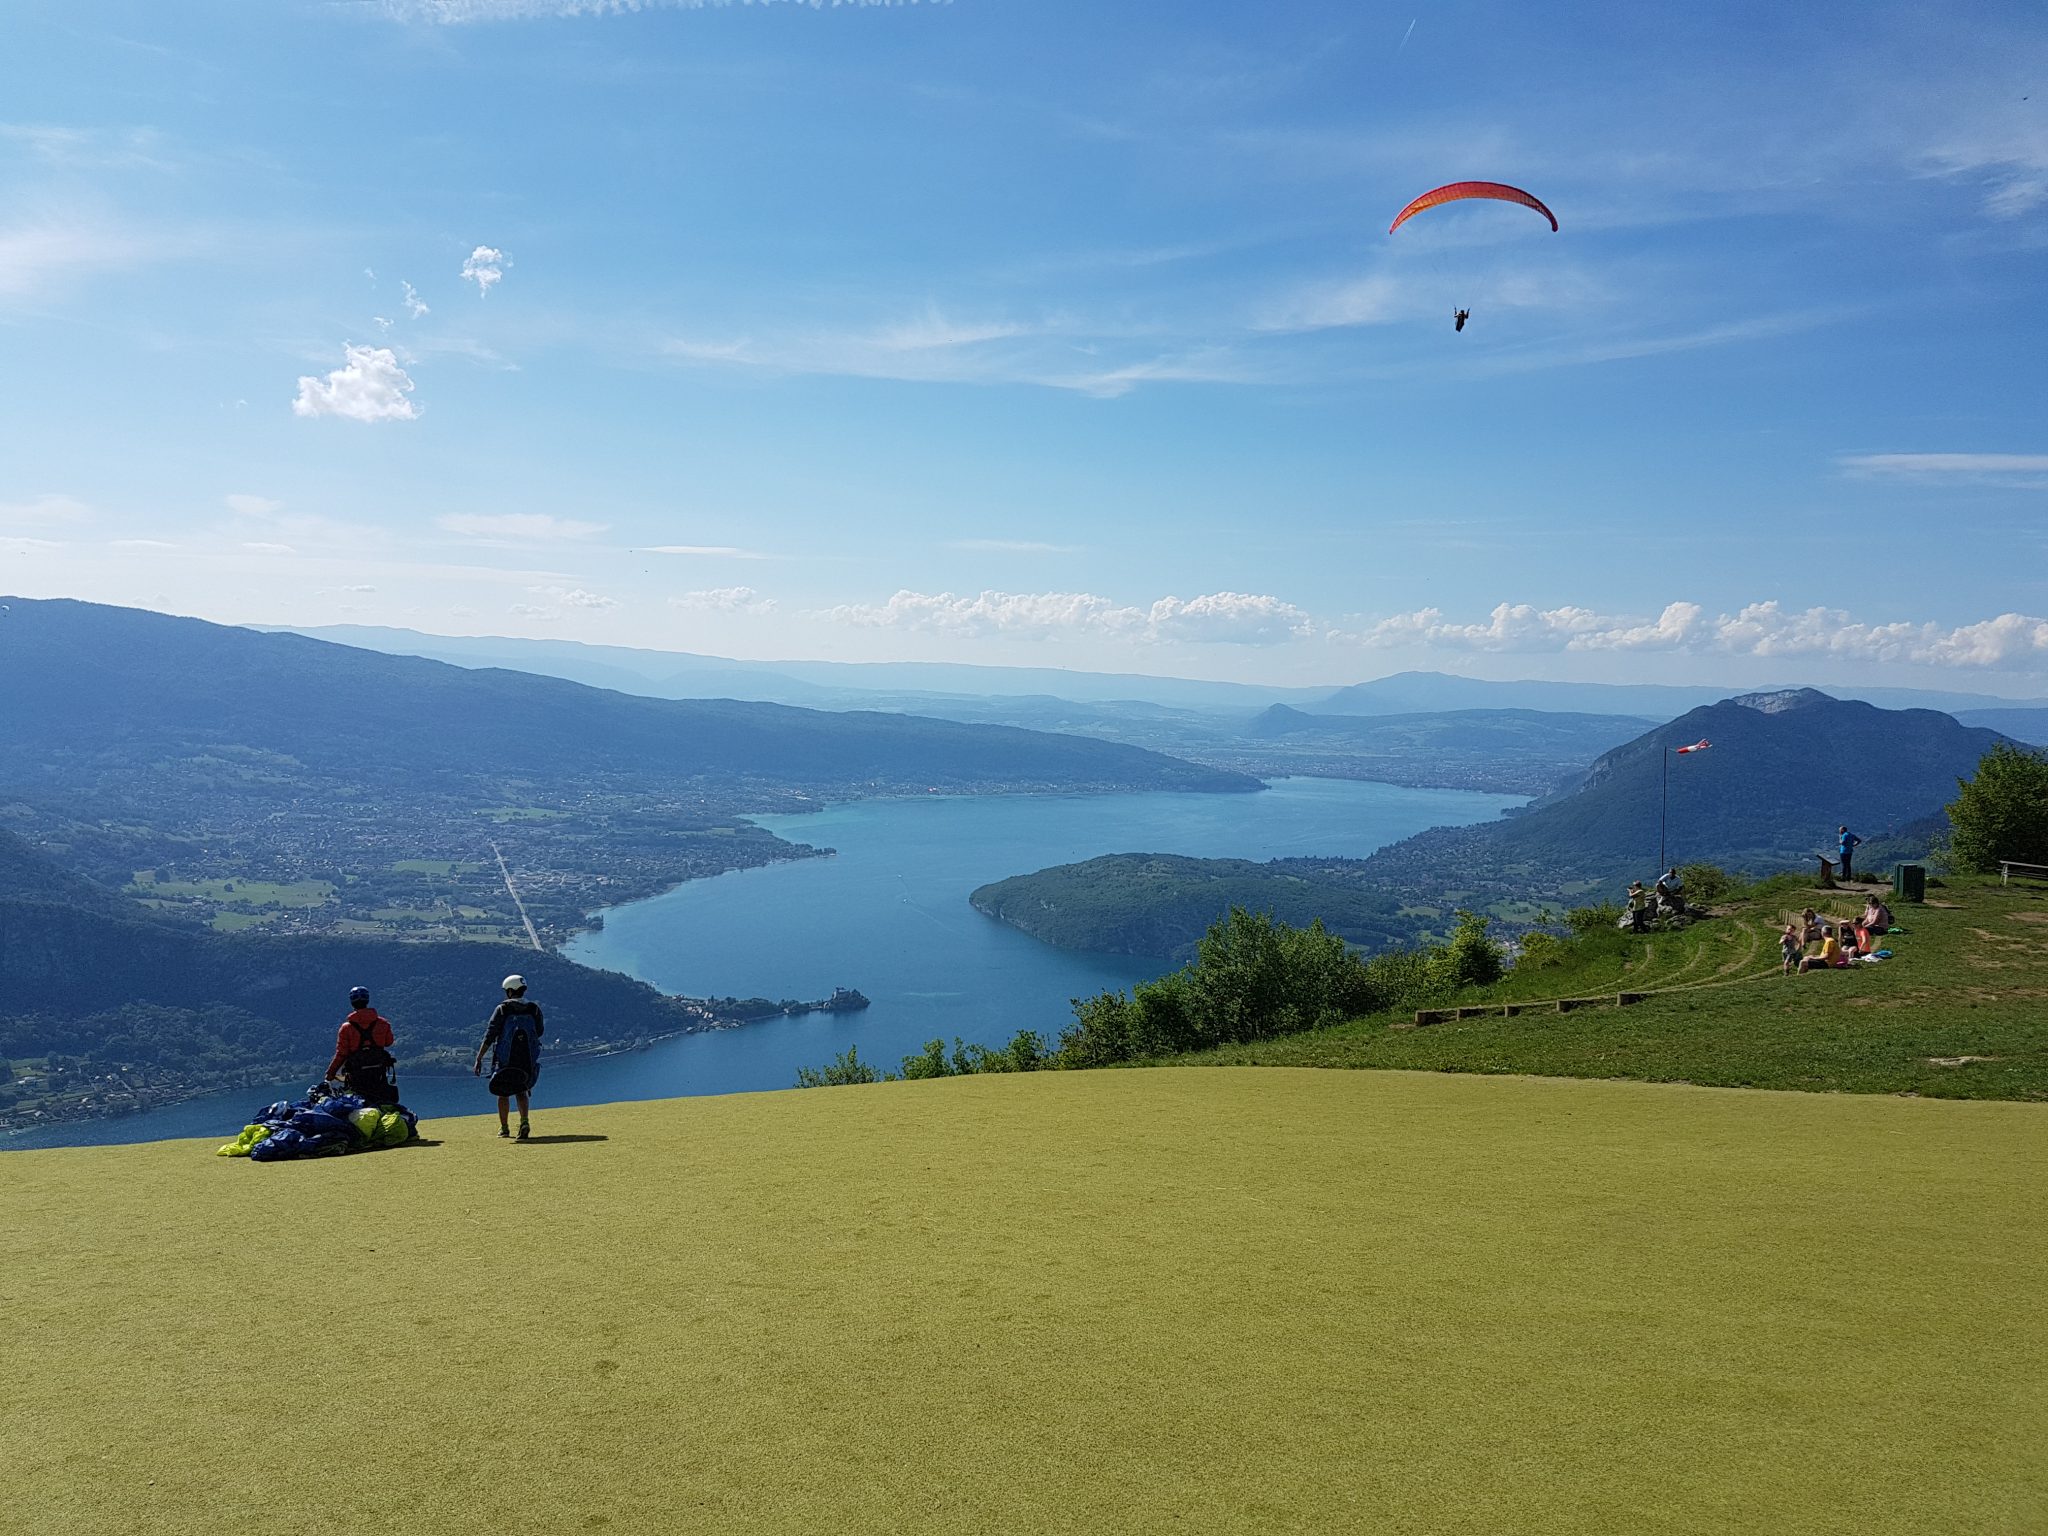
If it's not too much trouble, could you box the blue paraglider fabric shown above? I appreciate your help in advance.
[239,1085,416,1162]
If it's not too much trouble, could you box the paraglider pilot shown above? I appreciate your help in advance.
[1453,309,1470,333]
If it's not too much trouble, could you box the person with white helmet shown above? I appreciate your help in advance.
[473,973,545,1140]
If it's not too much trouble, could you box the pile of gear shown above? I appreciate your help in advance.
[217,1084,417,1161]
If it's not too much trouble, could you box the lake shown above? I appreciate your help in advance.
[11,777,1519,1149]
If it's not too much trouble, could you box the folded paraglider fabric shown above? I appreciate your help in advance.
[227,1085,416,1162]
[216,1124,272,1157]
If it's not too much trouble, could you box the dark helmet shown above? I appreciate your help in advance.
[349,986,370,1008]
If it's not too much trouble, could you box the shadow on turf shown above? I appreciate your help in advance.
[516,1134,609,1145]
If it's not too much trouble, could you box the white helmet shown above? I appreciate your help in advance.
[502,974,526,993]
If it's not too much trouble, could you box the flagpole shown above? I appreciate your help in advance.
[1660,746,1668,875]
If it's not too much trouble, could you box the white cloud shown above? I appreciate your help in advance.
[241,541,296,555]
[827,588,1314,646]
[514,583,613,610]
[461,245,507,297]
[224,493,284,517]
[342,584,377,593]
[439,512,607,541]
[1146,591,1316,646]
[829,588,1145,641]
[110,538,177,550]
[0,493,91,527]
[402,281,429,318]
[1355,598,2048,671]
[291,344,420,423]
[643,543,769,559]
[669,586,776,615]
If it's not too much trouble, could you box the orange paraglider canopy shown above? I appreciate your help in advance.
[1389,181,1558,234]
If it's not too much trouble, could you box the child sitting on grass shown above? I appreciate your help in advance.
[1781,923,1804,975]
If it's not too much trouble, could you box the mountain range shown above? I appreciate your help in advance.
[3,599,1254,797]
[288,626,2048,723]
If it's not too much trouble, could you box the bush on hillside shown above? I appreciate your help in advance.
[1057,908,1385,1068]
[899,1031,1048,1079]
[1947,743,2048,873]
[1677,863,1736,904]
[1565,902,1621,935]
[793,1044,882,1087]
[1425,910,1506,992]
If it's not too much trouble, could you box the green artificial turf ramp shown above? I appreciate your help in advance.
[6,1069,2045,1534]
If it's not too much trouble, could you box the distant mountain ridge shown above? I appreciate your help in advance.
[1379,689,2008,886]
[2,599,1254,796]
[285,626,2048,722]
[972,690,2008,960]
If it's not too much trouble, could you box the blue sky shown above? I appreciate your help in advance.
[4,0,2046,691]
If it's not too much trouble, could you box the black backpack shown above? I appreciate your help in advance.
[342,1020,399,1106]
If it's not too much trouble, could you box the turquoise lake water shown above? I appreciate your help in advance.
[11,778,1519,1149]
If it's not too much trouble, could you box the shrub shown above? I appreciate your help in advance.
[1425,910,1505,993]
[1565,902,1621,936]
[793,1044,882,1088]
[1057,907,1382,1067]
[1677,863,1735,904]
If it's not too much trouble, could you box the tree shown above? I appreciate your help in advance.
[1426,910,1505,993]
[1947,743,2048,873]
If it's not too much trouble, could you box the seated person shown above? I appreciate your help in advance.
[1801,908,1825,945]
[1800,930,1846,972]
[1654,870,1686,913]
[1861,896,1893,933]
[1780,923,1804,975]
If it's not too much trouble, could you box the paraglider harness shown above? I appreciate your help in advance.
[340,1020,400,1107]
[487,1005,541,1099]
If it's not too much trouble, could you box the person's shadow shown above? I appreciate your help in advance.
[519,1134,609,1145]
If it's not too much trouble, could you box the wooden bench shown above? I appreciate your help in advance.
[2002,860,2048,886]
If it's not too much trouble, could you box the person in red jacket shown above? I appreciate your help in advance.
[327,986,396,1089]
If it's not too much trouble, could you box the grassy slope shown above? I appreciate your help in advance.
[1186,876,2048,1100]
[8,1069,2048,1534]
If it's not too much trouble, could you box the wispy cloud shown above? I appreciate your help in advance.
[440,512,607,541]
[0,123,175,172]
[0,217,161,302]
[947,538,1079,555]
[224,493,284,517]
[402,280,429,318]
[1839,453,2048,483]
[642,543,769,559]
[390,0,935,19]
[0,493,92,527]
[291,344,421,423]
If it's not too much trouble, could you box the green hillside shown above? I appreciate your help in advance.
[1183,875,2048,1100]
[0,897,699,1130]
[970,852,1419,959]
[8,1070,2044,1534]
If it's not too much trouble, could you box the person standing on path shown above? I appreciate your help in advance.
[474,974,544,1141]
[1838,825,1863,883]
